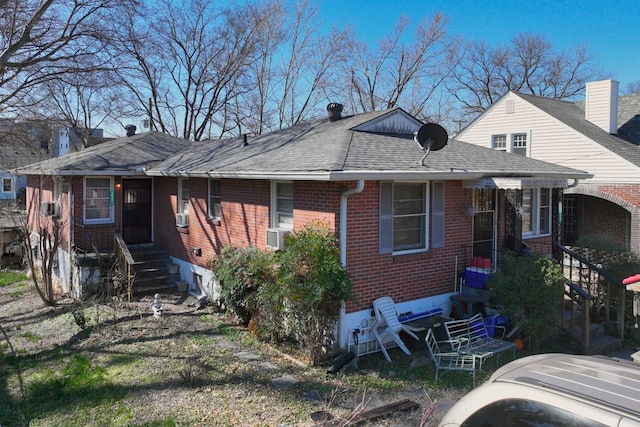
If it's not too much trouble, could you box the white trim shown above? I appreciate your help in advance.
[271,180,293,229]
[83,176,114,224]
[207,178,221,220]
[463,177,569,190]
[178,177,189,214]
[390,181,430,254]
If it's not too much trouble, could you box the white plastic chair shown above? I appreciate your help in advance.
[372,296,420,362]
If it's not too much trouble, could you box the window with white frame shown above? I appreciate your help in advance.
[521,188,551,237]
[84,177,113,223]
[178,178,189,214]
[512,133,527,156]
[2,177,12,193]
[272,181,293,228]
[379,182,432,253]
[490,133,529,156]
[492,135,507,151]
[208,179,221,219]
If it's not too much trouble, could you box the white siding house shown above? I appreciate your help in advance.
[457,79,640,251]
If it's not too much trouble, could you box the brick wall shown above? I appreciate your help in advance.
[153,178,479,314]
[344,181,473,312]
[154,177,273,267]
[581,194,630,248]
[568,184,638,251]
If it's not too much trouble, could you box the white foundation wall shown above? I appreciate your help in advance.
[340,293,454,353]
[170,257,218,300]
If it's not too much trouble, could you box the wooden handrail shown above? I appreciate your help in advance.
[553,242,627,350]
[114,233,136,301]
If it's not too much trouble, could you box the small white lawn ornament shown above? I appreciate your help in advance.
[151,293,163,318]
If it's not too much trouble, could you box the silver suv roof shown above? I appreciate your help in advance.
[489,353,640,418]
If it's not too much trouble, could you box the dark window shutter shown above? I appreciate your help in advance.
[432,181,445,248]
[379,181,393,254]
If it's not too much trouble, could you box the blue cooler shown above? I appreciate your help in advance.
[465,267,490,289]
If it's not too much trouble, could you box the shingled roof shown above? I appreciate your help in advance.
[15,131,193,176]
[146,107,589,181]
[514,92,640,167]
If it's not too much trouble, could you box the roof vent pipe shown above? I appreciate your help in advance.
[125,124,136,137]
[242,133,248,147]
[327,103,343,122]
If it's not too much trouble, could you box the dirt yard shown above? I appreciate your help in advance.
[0,279,466,426]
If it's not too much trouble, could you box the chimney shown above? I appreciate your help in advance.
[585,80,619,134]
[327,103,343,122]
[125,124,137,137]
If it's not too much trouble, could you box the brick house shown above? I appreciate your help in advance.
[19,106,589,348]
[456,79,640,252]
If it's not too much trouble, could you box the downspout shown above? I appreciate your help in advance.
[61,180,73,296]
[337,180,365,349]
[566,179,580,189]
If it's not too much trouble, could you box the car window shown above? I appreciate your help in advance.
[460,398,608,427]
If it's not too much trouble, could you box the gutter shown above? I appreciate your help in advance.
[566,179,580,189]
[337,179,365,349]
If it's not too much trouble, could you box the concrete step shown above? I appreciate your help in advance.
[129,245,177,298]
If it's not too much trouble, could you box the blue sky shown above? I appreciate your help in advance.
[316,0,639,91]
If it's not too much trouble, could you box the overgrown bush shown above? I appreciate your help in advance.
[211,222,353,365]
[487,251,564,352]
[574,236,640,342]
[260,221,353,366]
[211,246,277,326]
[574,235,640,282]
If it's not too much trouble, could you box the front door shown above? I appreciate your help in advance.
[122,179,152,244]
[472,189,497,267]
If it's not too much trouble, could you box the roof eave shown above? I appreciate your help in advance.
[144,169,592,181]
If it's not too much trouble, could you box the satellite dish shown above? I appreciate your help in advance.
[414,123,448,165]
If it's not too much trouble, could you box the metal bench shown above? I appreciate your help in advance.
[444,313,516,369]
[425,328,478,386]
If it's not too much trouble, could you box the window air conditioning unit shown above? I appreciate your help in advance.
[176,213,189,227]
[266,228,290,250]
[40,201,60,217]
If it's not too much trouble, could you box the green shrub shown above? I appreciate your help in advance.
[574,236,640,342]
[487,251,564,352]
[574,235,640,282]
[211,222,353,365]
[268,221,353,366]
[211,246,277,326]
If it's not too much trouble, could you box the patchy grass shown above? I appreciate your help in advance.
[0,270,29,287]
[0,280,476,427]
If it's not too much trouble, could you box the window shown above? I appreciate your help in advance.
[522,188,551,237]
[380,182,432,253]
[208,179,221,219]
[460,398,608,427]
[490,133,528,156]
[2,177,12,193]
[84,177,113,223]
[179,178,189,214]
[492,135,507,151]
[512,133,527,156]
[273,181,293,229]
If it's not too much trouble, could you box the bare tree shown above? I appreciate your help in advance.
[273,1,351,129]
[623,79,640,95]
[116,0,268,141]
[449,33,604,116]
[225,0,352,137]
[20,180,60,306]
[340,12,461,118]
[0,0,139,116]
